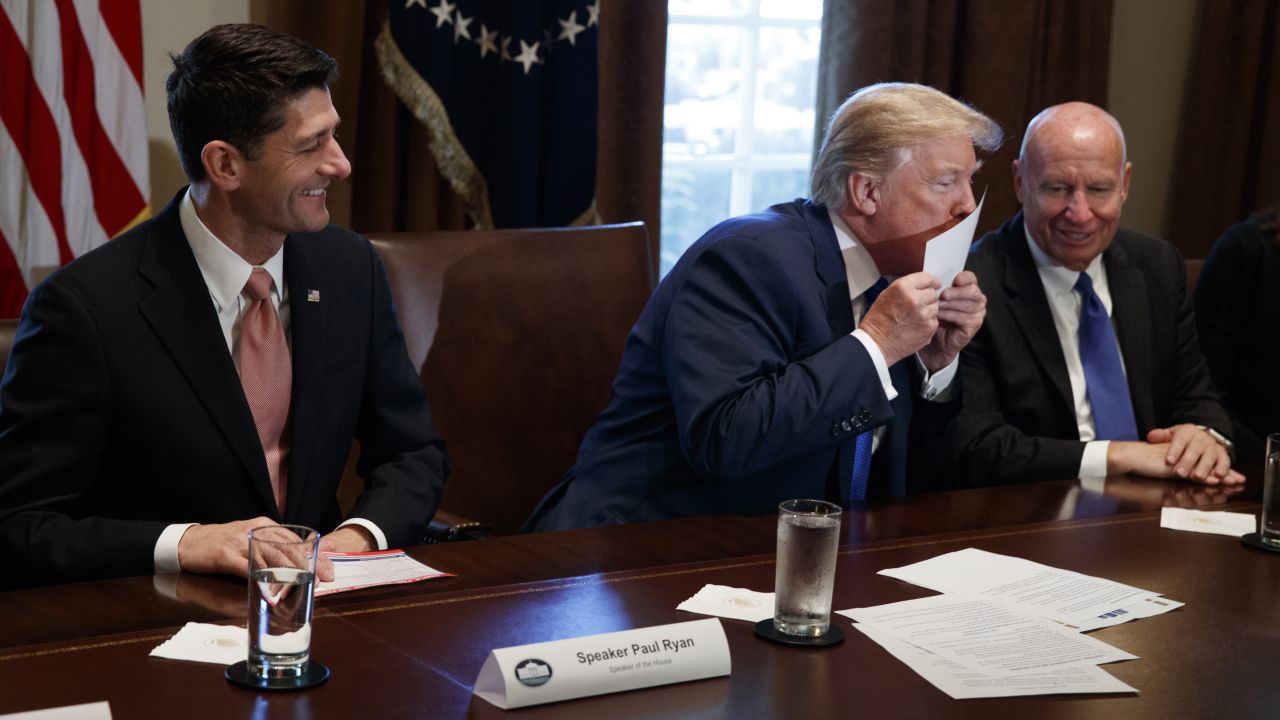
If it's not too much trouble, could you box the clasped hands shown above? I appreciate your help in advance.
[1107,424,1245,486]
[176,518,376,581]
[858,270,986,372]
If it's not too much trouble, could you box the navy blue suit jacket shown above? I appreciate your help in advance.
[0,190,449,588]
[525,200,955,531]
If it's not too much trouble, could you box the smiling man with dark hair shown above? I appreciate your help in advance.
[0,24,448,589]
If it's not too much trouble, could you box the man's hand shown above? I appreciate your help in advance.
[1145,424,1244,485]
[918,271,986,373]
[319,525,377,554]
[177,518,337,582]
[859,272,941,366]
[1106,431,1244,486]
[177,517,278,579]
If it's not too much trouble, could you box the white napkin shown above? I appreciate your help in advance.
[148,622,247,665]
[676,584,774,623]
[1159,507,1256,537]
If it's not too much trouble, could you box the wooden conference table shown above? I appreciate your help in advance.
[0,475,1274,719]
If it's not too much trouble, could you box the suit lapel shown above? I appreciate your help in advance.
[135,196,278,515]
[282,236,330,519]
[1104,237,1155,431]
[1001,217,1076,415]
[805,202,859,493]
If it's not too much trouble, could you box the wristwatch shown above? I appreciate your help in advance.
[1198,425,1234,452]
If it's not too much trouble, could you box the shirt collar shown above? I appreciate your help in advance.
[180,188,286,311]
[1023,219,1105,298]
[828,209,884,299]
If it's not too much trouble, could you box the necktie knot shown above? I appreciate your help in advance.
[864,276,889,307]
[1074,271,1096,297]
[243,268,274,302]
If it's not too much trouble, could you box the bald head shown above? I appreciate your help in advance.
[1013,102,1132,271]
[1020,102,1127,171]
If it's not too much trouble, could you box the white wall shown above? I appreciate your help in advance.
[140,0,248,209]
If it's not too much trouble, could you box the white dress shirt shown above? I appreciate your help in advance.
[153,190,386,573]
[828,211,960,453]
[1023,224,1121,478]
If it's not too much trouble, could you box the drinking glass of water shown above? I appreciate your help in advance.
[1262,434,1280,546]
[247,524,320,680]
[773,499,842,637]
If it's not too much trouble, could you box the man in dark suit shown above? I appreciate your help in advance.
[0,25,448,589]
[946,102,1242,487]
[526,83,1002,531]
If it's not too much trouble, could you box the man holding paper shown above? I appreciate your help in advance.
[944,102,1242,487]
[526,83,1002,531]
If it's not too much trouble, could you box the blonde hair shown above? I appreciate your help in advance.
[810,83,1003,210]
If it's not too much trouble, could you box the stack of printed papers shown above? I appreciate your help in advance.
[837,548,1182,699]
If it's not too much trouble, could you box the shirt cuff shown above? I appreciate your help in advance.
[1079,441,1111,478]
[851,329,898,401]
[914,354,959,401]
[337,518,388,551]
[154,522,198,573]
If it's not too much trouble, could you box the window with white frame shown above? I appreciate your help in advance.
[660,0,823,275]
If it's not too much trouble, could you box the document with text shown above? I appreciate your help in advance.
[838,594,1136,677]
[316,550,453,596]
[877,548,1177,631]
[852,624,1137,699]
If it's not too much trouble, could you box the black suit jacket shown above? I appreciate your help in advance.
[944,211,1232,485]
[525,200,955,531]
[0,191,448,588]
[1195,211,1280,463]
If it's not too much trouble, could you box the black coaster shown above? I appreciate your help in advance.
[753,619,845,648]
[1241,532,1280,554]
[225,660,330,691]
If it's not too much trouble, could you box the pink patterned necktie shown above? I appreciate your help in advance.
[239,268,291,513]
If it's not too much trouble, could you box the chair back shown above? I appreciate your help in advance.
[0,318,19,375]
[1185,257,1204,295]
[368,223,655,535]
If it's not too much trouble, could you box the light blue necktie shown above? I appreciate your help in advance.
[850,277,889,501]
[1075,272,1138,441]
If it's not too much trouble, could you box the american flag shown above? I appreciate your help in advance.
[377,0,599,229]
[0,0,149,318]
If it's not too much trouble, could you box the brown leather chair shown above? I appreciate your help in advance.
[0,318,19,374]
[366,223,655,536]
[1185,257,1204,295]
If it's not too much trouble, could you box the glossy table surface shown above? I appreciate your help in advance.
[0,475,1271,719]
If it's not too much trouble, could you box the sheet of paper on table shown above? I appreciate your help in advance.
[148,621,246,666]
[0,703,113,720]
[877,548,1179,631]
[852,624,1137,699]
[675,584,774,623]
[838,594,1136,677]
[1159,507,1256,537]
[316,549,453,596]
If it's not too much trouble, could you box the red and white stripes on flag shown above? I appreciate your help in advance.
[0,0,149,318]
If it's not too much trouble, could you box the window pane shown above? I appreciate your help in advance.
[750,169,811,211]
[660,166,732,275]
[669,0,749,17]
[664,25,742,157]
[752,27,820,155]
[759,0,822,19]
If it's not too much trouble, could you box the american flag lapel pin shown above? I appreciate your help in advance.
[307,289,321,303]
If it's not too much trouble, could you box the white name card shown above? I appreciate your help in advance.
[472,618,731,709]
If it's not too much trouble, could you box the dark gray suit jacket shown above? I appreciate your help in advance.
[0,190,449,589]
[943,211,1232,486]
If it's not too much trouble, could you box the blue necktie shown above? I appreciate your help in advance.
[850,277,889,501]
[1075,272,1138,441]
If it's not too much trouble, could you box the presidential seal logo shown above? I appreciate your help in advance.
[514,658,552,687]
